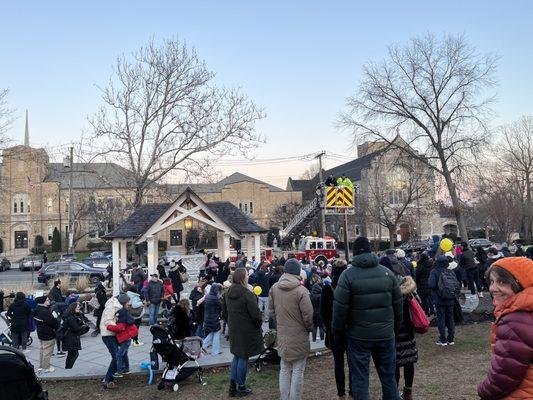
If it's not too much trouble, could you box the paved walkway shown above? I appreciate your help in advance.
[23,317,326,380]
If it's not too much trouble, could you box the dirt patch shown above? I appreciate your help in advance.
[44,323,492,399]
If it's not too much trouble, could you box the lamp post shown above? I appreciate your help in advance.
[65,147,74,253]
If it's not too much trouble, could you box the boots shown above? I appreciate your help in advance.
[229,380,237,397]
[236,385,252,397]
[401,387,413,400]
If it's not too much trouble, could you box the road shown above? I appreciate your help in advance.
[0,264,45,290]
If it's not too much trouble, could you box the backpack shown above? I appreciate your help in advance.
[437,269,460,299]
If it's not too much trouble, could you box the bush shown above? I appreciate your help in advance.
[87,241,111,251]
[52,227,62,252]
[75,276,90,292]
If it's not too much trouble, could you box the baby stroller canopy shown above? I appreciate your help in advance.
[0,345,48,399]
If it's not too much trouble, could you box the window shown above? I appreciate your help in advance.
[12,194,30,214]
[239,200,252,215]
[15,231,28,249]
[47,225,53,241]
[387,167,409,205]
[309,241,317,250]
[249,202,253,214]
[170,230,183,246]
[47,197,53,213]
[317,241,324,249]
[326,241,334,250]
[20,201,24,213]
[13,201,17,213]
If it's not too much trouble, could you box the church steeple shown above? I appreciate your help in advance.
[24,110,29,146]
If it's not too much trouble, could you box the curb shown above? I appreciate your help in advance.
[39,346,329,382]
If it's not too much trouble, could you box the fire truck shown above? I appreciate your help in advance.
[276,236,338,265]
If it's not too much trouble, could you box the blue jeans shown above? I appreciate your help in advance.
[202,330,221,355]
[230,355,249,386]
[347,338,399,400]
[116,339,131,373]
[435,304,455,343]
[102,336,118,383]
[194,324,204,338]
[149,303,160,325]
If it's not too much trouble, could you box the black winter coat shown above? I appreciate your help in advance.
[33,304,59,341]
[61,311,88,351]
[7,299,31,333]
[94,283,108,317]
[131,268,146,285]
[168,268,183,293]
[223,284,263,358]
[169,306,192,340]
[203,287,222,334]
[310,283,323,326]
[458,249,476,270]
[268,271,282,288]
[396,276,418,366]
[49,286,63,303]
[147,280,164,304]
[415,257,433,297]
[189,288,204,325]
[320,284,338,350]
[250,269,270,298]
[157,264,167,280]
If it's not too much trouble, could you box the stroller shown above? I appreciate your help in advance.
[254,329,280,372]
[150,325,204,392]
[0,345,48,399]
[0,311,34,346]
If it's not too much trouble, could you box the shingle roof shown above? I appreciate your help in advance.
[166,172,284,194]
[44,163,137,189]
[103,200,267,240]
[206,202,268,234]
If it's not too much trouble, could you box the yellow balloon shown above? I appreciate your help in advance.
[440,238,454,252]
[253,286,262,296]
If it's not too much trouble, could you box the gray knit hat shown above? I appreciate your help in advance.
[284,258,302,276]
[117,293,130,306]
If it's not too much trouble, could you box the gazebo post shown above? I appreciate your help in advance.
[112,239,121,296]
[253,233,261,262]
[119,240,127,271]
[147,235,157,275]
[217,231,231,261]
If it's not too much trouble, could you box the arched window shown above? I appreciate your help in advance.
[386,167,409,205]
[12,193,31,214]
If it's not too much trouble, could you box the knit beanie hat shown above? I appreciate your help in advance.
[117,293,130,306]
[493,257,533,289]
[436,255,449,269]
[284,258,302,276]
[353,236,371,255]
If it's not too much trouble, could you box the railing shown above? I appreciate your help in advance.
[283,197,318,237]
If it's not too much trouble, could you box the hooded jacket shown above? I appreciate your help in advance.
[7,298,31,333]
[396,276,418,366]
[332,253,403,342]
[250,268,270,298]
[478,257,533,400]
[168,264,184,293]
[33,304,59,341]
[269,273,314,362]
[100,297,123,336]
[61,310,88,351]
[223,283,263,358]
[203,284,222,333]
[310,283,323,326]
[458,249,477,270]
[415,254,433,297]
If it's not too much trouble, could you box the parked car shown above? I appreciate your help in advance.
[52,253,76,262]
[399,239,432,252]
[89,251,106,258]
[468,238,493,249]
[81,257,110,269]
[19,255,43,271]
[160,251,182,265]
[37,261,108,284]
[0,258,11,272]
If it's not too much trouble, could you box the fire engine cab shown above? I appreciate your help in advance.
[291,236,338,265]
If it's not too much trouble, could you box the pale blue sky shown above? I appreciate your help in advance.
[1,0,532,187]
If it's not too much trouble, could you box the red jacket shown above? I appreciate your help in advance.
[163,282,174,300]
[106,322,139,344]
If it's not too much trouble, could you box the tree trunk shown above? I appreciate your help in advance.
[388,225,396,249]
[443,170,469,242]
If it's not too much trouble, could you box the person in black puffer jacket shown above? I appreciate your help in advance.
[34,294,60,372]
[202,283,223,355]
[395,276,418,400]
[458,242,482,296]
[415,253,434,316]
[61,302,89,369]
[309,275,324,342]
[7,292,31,351]
[168,299,193,340]
[320,260,352,398]
[91,282,108,337]
[189,281,206,337]
[249,264,270,322]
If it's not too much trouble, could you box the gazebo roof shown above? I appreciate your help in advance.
[103,189,267,240]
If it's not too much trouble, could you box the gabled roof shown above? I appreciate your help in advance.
[44,163,137,189]
[103,189,268,240]
[165,172,285,194]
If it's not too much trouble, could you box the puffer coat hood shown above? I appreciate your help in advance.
[400,276,416,296]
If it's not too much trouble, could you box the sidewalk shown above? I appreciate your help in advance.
[25,320,326,381]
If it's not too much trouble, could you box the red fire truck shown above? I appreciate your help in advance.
[281,236,338,265]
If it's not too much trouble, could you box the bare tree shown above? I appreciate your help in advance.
[497,116,533,241]
[89,38,264,208]
[364,149,434,247]
[342,34,498,241]
[270,201,302,229]
[0,88,14,141]
[299,164,320,180]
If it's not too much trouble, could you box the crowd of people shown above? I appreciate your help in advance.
[3,237,533,399]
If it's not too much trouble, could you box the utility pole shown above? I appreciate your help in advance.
[67,146,74,253]
[315,151,326,238]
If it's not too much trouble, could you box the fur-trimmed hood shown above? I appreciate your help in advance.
[400,275,416,296]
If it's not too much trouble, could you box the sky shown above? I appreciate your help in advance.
[1,0,533,188]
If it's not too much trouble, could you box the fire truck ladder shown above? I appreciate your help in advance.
[281,196,321,245]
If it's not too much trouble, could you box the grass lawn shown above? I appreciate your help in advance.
[44,323,492,399]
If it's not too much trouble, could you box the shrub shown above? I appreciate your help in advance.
[52,228,62,252]
[87,241,111,251]
[75,276,90,293]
